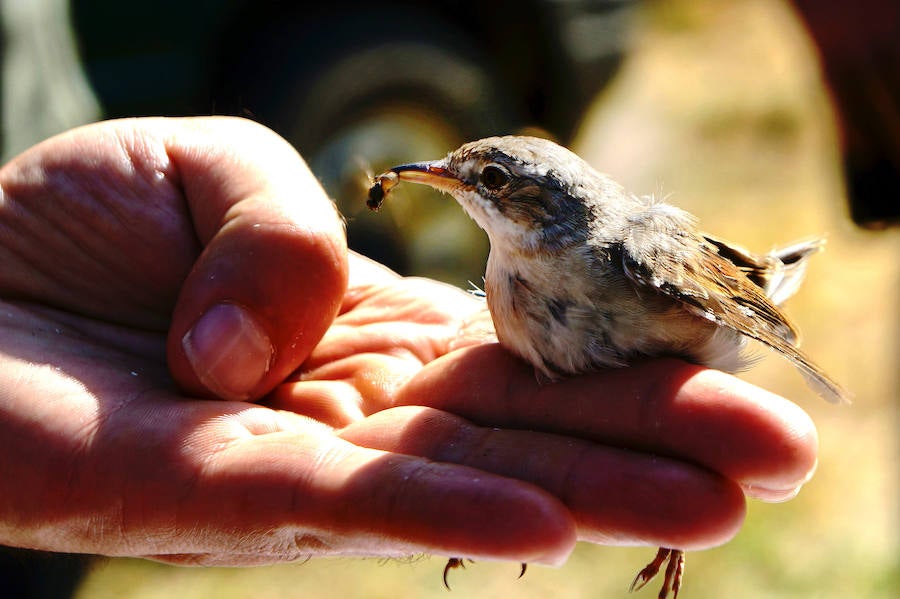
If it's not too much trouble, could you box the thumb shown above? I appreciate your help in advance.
[164,117,347,400]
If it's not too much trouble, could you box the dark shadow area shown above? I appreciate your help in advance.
[69,0,634,274]
[0,547,91,599]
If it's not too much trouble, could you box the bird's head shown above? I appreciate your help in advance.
[384,136,620,254]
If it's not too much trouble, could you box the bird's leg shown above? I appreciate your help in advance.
[661,549,684,599]
[629,547,685,599]
[629,547,670,593]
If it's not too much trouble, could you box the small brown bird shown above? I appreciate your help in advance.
[368,135,849,598]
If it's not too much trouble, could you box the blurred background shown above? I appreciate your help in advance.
[1,0,897,597]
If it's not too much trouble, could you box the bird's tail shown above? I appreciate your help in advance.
[764,237,826,306]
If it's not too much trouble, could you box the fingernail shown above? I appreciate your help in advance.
[182,302,274,400]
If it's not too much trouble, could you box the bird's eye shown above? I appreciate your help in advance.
[479,164,509,190]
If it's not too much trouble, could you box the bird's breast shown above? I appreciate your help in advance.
[484,248,626,377]
[483,246,745,378]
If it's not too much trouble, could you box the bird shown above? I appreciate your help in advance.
[366,135,850,598]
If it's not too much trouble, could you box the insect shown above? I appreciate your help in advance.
[366,171,398,210]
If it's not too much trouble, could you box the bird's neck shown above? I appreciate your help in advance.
[484,219,592,261]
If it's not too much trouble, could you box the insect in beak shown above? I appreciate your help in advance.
[367,161,459,210]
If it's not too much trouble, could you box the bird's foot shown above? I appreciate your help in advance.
[441,558,528,590]
[442,558,471,590]
[629,547,685,599]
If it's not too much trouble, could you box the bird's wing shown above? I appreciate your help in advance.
[619,202,849,403]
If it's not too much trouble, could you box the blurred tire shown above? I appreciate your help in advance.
[223,9,511,276]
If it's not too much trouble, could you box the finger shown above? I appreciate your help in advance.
[341,406,745,551]
[266,349,426,429]
[120,405,576,566]
[6,391,575,566]
[161,117,348,401]
[392,346,819,500]
[266,380,367,428]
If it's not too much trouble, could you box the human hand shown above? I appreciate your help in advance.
[0,117,817,568]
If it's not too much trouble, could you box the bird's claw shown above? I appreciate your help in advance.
[442,558,469,590]
[629,547,684,599]
[441,559,528,590]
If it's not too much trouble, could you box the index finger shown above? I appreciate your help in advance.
[393,345,819,500]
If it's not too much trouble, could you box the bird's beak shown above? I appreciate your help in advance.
[390,161,462,194]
